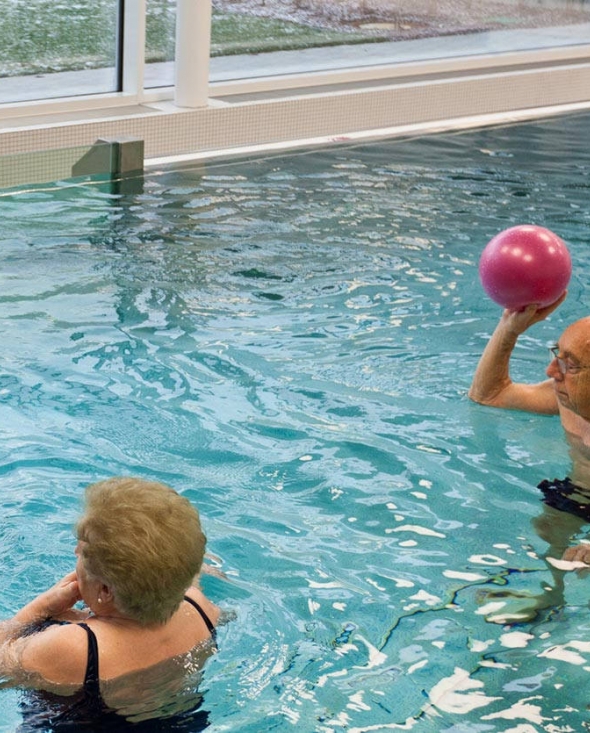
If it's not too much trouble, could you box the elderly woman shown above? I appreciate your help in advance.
[0,477,220,727]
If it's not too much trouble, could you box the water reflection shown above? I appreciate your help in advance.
[2,115,590,730]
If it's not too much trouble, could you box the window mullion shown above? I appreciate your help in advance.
[121,0,147,100]
[175,0,211,108]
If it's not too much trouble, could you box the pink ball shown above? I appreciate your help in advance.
[479,225,572,310]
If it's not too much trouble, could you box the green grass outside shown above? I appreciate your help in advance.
[0,1,380,78]
[0,1,118,76]
[210,13,380,57]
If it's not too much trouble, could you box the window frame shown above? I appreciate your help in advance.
[0,1,589,129]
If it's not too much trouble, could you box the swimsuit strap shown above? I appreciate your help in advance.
[37,618,104,711]
[76,622,105,714]
[183,595,217,639]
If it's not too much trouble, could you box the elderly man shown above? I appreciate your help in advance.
[469,292,590,566]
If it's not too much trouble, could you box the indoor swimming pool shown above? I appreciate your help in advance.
[0,110,590,730]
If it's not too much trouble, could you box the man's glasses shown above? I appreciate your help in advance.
[549,346,590,375]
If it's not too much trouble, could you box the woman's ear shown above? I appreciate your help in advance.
[98,584,115,605]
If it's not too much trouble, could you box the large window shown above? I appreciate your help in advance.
[0,0,588,106]
[209,0,590,81]
[0,0,120,104]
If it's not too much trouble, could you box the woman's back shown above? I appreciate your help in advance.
[20,590,219,729]
[80,590,218,684]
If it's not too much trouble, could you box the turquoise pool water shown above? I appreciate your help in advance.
[1,111,590,731]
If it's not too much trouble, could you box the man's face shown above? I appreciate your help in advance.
[547,318,590,420]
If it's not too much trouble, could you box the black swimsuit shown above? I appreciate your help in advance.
[79,595,216,716]
[19,596,216,731]
[538,476,590,522]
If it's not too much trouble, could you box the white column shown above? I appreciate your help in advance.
[175,0,211,108]
[122,0,146,99]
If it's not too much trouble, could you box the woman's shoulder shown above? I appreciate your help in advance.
[20,621,89,687]
[183,587,221,628]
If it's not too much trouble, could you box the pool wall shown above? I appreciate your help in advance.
[0,42,589,187]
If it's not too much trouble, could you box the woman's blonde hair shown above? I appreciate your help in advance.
[77,477,206,626]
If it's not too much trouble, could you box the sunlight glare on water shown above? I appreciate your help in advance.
[1,112,590,731]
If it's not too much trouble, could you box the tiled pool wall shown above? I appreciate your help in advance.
[1,48,590,188]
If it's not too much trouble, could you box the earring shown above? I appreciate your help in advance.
[97,598,103,604]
